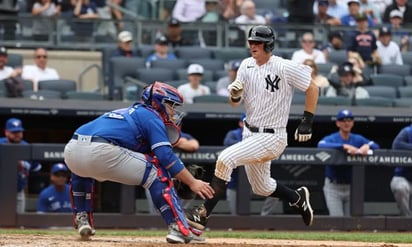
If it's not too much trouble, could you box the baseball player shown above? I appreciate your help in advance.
[0,118,42,214]
[63,82,214,243]
[390,123,412,216]
[186,25,319,230]
[37,163,72,213]
[318,109,379,216]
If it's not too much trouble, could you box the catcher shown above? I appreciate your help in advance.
[64,82,214,243]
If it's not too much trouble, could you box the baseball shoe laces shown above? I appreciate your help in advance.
[185,205,208,230]
[76,212,95,240]
[289,186,314,226]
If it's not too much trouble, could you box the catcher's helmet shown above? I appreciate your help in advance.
[248,25,276,53]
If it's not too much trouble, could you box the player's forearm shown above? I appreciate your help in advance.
[304,80,318,114]
[174,168,197,186]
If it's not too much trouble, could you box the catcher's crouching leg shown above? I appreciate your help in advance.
[70,173,95,240]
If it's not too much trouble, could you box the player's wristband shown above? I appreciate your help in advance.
[302,111,314,124]
[230,96,241,103]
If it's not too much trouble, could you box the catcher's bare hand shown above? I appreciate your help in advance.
[190,179,215,199]
[227,80,244,98]
[294,111,314,142]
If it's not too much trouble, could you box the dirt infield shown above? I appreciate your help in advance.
[2,234,412,247]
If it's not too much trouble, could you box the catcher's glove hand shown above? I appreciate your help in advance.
[227,80,244,99]
[294,111,314,142]
[173,164,205,200]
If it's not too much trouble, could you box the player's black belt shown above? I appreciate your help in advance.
[244,121,275,134]
[72,134,111,144]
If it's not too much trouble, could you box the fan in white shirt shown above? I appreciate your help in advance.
[234,0,266,32]
[376,26,403,65]
[291,32,326,64]
[22,48,59,91]
[177,64,210,104]
[0,46,22,80]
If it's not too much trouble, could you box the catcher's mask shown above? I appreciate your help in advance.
[247,25,276,53]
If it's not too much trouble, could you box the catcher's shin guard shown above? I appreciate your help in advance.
[151,157,191,237]
[70,174,95,229]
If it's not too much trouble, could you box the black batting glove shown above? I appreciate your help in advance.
[294,111,314,142]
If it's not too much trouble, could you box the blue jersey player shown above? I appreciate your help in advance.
[318,109,379,216]
[64,81,214,243]
[37,163,72,213]
[0,118,42,214]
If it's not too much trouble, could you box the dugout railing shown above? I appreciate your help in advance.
[1,143,412,231]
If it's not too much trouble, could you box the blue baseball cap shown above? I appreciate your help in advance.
[337,109,354,120]
[51,163,69,174]
[239,112,246,121]
[230,60,241,71]
[318,0,329,6]
[5,118,24,132]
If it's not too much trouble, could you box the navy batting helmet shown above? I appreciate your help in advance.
[248,25,276,53]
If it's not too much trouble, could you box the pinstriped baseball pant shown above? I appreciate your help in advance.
[215,127,287,197]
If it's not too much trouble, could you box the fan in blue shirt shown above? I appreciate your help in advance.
[318,109,379,216]
[37,163,72,213]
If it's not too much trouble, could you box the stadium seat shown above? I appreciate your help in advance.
[166,80,186,88]
[109,57,146,99]
[174,47,213,59]
[379,64,411,77]
[215,70,227,80]
[370,74,404,87]
[193,94,228,103]
[363,86,397,99]
[316,63,335,76]
[149,59,187,70]
[404,75,412,86]
[23,79,34,91]
[393,98,412,107]
[65,91,105,100]
[401,52,412,65]
[327,50,347,65]
[6,54,23,68]
[318,96,352,106]
[355,97,393,107]
[176,68,214,82]
[398,86,412,98]
[213,47,249,62]
[136,68,176,85]
[187,58,225,71]
[204,81,217,94]
[38,79,77,99]
[292,91,306,105]
[22,89,62,99]
[138,44,155,59]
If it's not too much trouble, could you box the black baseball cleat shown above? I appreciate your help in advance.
[290,186,314,226]
[185,205,208,230]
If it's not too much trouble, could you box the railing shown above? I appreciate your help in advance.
[2,15,412,50]
[1,143,411,230]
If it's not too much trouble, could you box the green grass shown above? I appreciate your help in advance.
[1,229,412,243]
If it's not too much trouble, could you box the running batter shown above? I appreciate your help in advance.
[64,82,214,243]
[186,25,319,229]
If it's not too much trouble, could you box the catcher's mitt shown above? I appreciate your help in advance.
[173,164,205,200]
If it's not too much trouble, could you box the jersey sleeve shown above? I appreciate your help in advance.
[317,134,344,149]
[284,59,312,92]
[393,127,412,150]
[37,190,48,213]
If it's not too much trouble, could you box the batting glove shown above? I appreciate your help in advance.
[227,80,244,99]
[294,111,314,142]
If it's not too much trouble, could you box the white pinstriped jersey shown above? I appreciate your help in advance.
[237,55,312,128]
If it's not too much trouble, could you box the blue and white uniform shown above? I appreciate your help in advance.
[37,184,72,213]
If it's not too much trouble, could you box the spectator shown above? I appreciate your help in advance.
[216,60,241,96]
[387,10,411,52]
[146,35,177,67]
[37,163,72,213]
[172,0,206,23]
[369,0,392,17]
[219,0,244,21]
[318,109,379,216]
[291,32,326,64]
[360,0,382,25]
[341,0,374,27]
[31,0,60,41]
[177,64,210,104]
[201,0,220,22]
[377,26,403,65]
[390,123,412,217]
[55,0,76,18]
[322,31,346,62]
[325,62,370,102]
[330,52,370,86]
[164,18,194,48]
[383,0,412,24]
[303,59,330,95]
[313,0,348,19]
[314,0,341,25]
[234,0,266,32]
[347,13,380,66]
[94,0,121,39]
[22,48,60,91]
[111,31,140,58]
[0,118,42,214]
[287,0,315,23]
[72,0,98,38]
[0,46,22,80]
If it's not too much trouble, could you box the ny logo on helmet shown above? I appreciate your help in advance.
[265,74,280,92]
